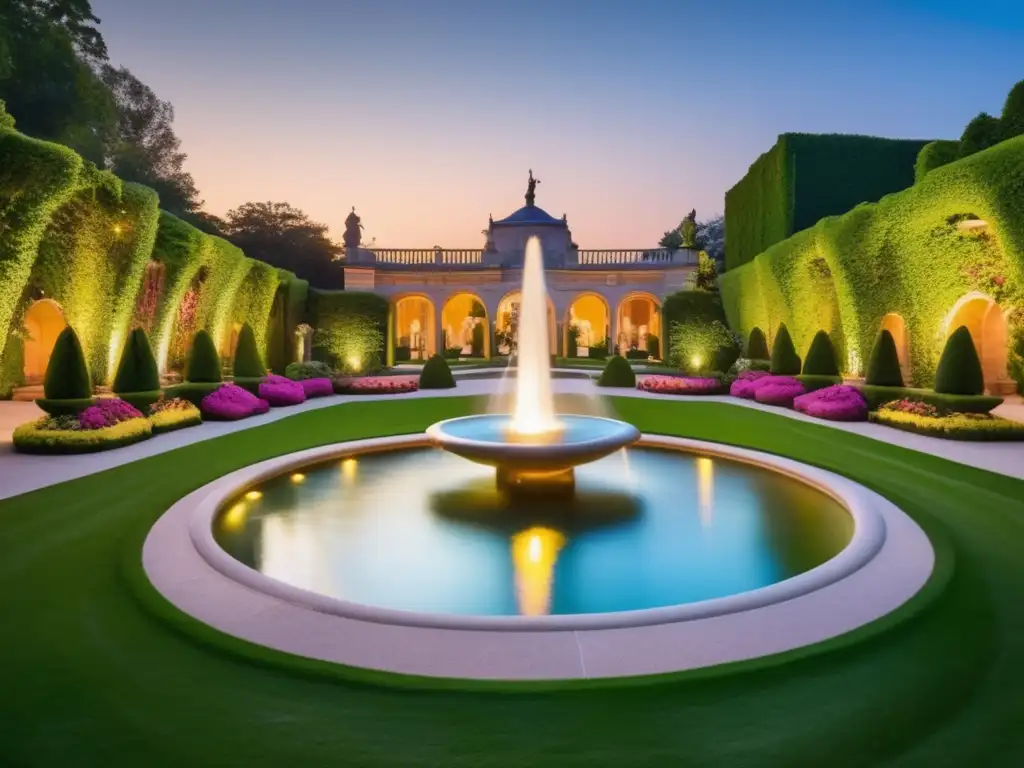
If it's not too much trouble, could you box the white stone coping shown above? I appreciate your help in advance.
[143,434,934,680]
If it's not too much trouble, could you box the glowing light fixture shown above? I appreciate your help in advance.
[245,490,263,501]
[341,458,357,483]
[112,223,123,236]
[221,502,247,531]
[347,355,361,372]
[290,473,306,484]
[691,354,703,370]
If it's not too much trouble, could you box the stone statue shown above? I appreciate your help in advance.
[525,169,540,207]
[343,207,363,249]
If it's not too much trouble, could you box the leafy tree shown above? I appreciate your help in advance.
[680,209,697,248]
[1002,79,1024,142]
[659,227,682,250]
[960,112,1003,158]
[0,98,14,129]
[695,251,718,291]
[101,65,202,219]
[695,215,724,263]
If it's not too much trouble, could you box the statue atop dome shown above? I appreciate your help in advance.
[525,169,540,207]
[343,207,363,249]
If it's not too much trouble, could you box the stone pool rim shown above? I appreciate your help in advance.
[176,434,890,632]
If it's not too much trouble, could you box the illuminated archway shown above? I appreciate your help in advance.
[942,293,1011,394]
[615,292,661,356]
[394,295,436,360]
[23,299,67,382]
[496,290,556,356]
[441,293,490,358]
[564,292,610,357]
[880,313,910,384]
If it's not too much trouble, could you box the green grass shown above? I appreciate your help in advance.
[1,397,1024,766]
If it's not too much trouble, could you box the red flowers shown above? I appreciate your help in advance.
[636,375,725,395]
[335,375,419,394]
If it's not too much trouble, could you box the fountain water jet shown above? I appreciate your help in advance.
[426,236,639,494]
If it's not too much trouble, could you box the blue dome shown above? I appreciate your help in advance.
[493,205,565,226]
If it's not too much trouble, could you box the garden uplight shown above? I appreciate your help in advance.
[245,490,262,501]
[691,354,703,369]
[291,473,306,484]
[347,355,361,371]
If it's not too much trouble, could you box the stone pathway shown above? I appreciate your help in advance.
[1,374,1022,501]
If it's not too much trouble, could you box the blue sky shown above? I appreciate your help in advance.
[90,0,1024,247]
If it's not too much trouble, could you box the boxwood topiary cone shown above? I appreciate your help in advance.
[43,326,92,400]
[113,328,160,395]
[185,329,223,383]
[865,330,904,387]
[747,327,770,360]
[770,324,801,375]
[597,355,636,387]
[233,323,266,379]
[419,354,456,389]
[802,330,839,376]
[935,325,985,395]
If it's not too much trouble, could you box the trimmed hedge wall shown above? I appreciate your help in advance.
[720,135,1024,391]
[308,291,389,372]
[725,133,933,270]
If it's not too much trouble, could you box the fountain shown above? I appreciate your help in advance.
[426,236,640,492]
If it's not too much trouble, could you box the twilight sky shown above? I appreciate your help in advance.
[90,0,1024,248]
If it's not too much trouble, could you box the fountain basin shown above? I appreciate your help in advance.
[425,414,640,476]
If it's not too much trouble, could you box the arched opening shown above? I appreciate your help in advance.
[441,293,489,358]
[497,290,556,356]
[564,292,610,357]
[943,293,1011,394]
[616,292,662,356]
[226,322,243,361]
[23,299,67,383]
[394,295,436,361]
[880,313,911,384]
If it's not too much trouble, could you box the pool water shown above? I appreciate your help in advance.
[214,447,853,617]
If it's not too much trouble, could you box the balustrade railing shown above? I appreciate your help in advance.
[364,248,695,267]
[577,249,690,265]
[370,249,484,265]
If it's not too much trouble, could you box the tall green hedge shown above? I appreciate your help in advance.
[309,291,388,372]
[661,290,730,364]
[725,133,932,270]
[915,140,961,183]
[720,135,1024,390]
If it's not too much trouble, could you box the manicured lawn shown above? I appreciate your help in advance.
[1,397,1023,766]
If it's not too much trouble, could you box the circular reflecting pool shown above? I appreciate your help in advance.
[213,447,853,617]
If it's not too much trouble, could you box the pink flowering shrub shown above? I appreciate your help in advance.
[880,399,939,417]
[78,398,144,430]
[794,385,868,421]
[334,375,419,395]
[300,377,334,398]
[201,383,270,420]
[729,370,773,399]
[259,374,307,406]
[754,377,806,408]
[637,375,726,395]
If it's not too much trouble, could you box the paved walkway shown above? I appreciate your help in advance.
[1,373,1022,501]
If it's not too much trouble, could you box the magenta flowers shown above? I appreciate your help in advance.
[201,383,270,420]
[794,385,868,421]
[78,398,144,430]
[300,377,334,398]
[637,375,726,395]
[729,370,772,399]
[753,377,806,407]
[259,374,307,406]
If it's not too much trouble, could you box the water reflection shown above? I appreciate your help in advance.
[696,456,714,529]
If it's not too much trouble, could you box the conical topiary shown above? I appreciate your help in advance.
[770,324,801,375]
[747,327,770,360]
[597,355,636,387]
[233,324,266,379]
[113,328,160,395]
[419,354,456,389]
[44,326,92,400]
[865,330,904,387]
[935,325,984,395]
[802,330,839,376]
[185,329,223,383]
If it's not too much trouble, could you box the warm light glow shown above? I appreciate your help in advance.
[112,223,123,236]
[221,502,248,531]
[347,355,361,371]
[341,458,357,483]
[691,354,703,370]
[291,473,306,484]
[511,526,566,616]
[696,457,714,528]
[245,490,263,501]
[107,331,123,385]
[510,237,561,438]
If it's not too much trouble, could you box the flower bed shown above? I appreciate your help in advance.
[259,374,307,407]
[729,370,772,399]
[149,398,202,434]
[637,375,728,395]
[870,403,1024,441]
[754,377,807,408]
[333,375,420,395]
[300,377,334,398]
[793,385,868,422]
[13,398,152,454]
[201,384,270,421]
